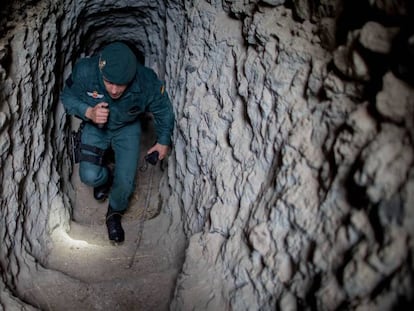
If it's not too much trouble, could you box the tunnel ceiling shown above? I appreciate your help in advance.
[60,0,167,77]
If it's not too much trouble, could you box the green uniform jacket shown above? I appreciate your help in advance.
[61,56,174,146]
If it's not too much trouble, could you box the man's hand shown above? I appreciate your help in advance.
[147,143,169,160]
[85,102,109,125]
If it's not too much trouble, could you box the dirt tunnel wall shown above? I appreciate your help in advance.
[1,0,414,310]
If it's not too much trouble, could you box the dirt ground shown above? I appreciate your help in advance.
[45,120,185,310]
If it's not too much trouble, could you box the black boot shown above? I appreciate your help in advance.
[106,206,125,243]
[93,175,113,201]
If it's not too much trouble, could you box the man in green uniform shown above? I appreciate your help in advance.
[61,42,174,243]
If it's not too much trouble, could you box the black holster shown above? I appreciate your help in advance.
[70,124,83,163]
[70,122,113,166]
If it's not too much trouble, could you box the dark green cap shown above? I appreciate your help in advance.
[99,42,137,85]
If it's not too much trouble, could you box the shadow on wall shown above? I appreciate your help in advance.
[336,0,413,45]
[331,0,414,94]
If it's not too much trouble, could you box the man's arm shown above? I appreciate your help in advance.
[147,80,175,160]
[61,71,90,120]
[61,58,104,122]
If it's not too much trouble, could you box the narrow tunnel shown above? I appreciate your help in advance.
[1,0,414,310]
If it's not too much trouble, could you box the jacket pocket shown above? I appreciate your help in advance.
[128,106,142,116]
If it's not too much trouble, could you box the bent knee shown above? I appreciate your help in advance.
[79,164,106,187]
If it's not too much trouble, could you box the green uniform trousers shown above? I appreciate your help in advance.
[79,121,141,212]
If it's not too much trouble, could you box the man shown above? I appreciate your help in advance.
[61,42,174,243]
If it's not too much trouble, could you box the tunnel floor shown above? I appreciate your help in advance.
[42,121,184,310]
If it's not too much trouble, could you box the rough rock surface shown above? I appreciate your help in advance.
[0,0,413,310]
[166,0,414,310]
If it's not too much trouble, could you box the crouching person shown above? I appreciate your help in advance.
[61,42,174,243]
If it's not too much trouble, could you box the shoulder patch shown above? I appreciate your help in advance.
[160,84,165,95]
